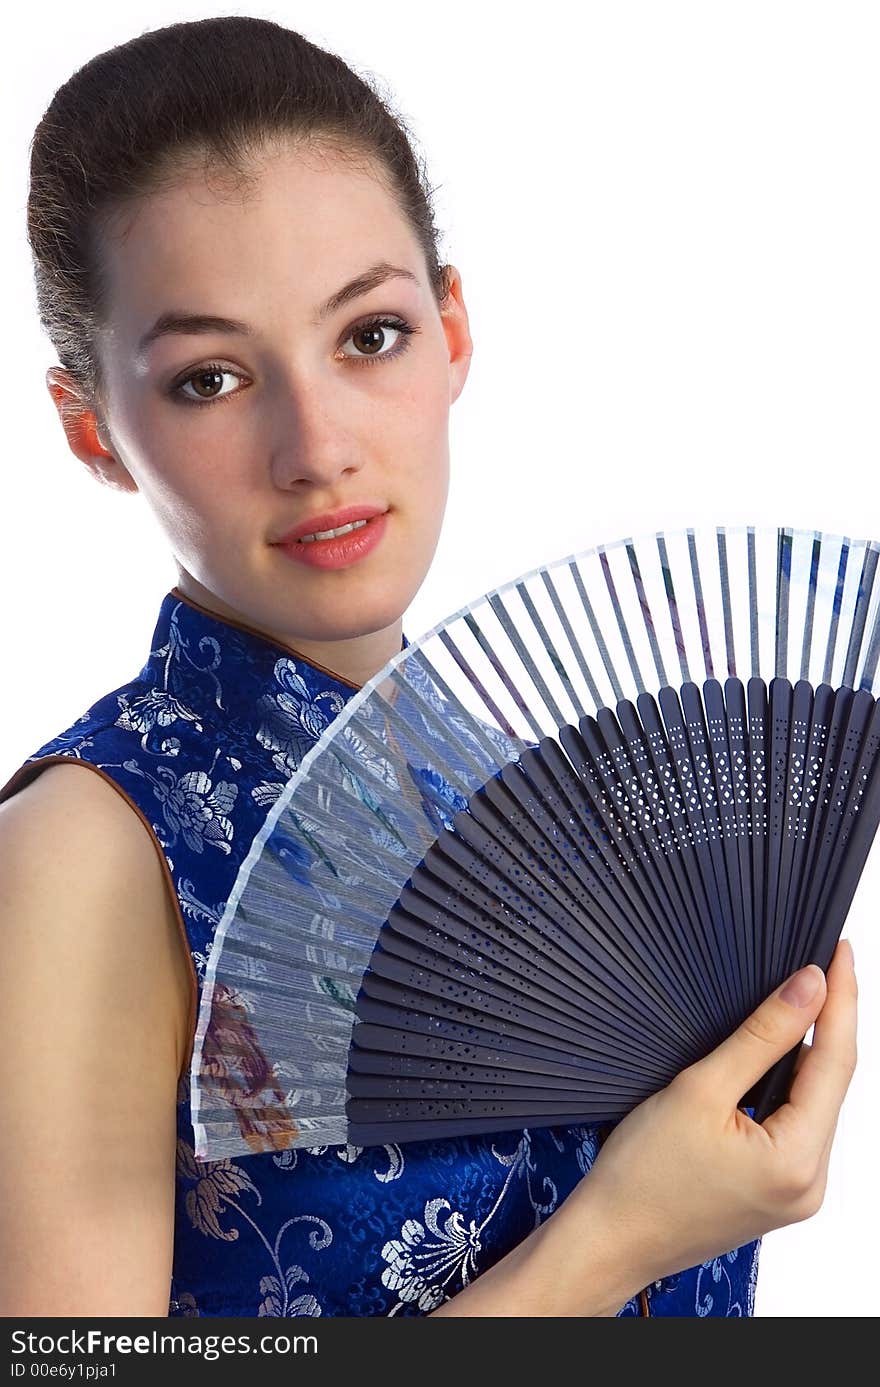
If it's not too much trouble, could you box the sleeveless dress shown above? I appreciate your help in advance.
[0,586,762,1317]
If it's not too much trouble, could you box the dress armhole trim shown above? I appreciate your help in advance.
[0,754,199,1089]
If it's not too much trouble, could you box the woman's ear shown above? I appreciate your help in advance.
[45,366,138,494]
[438,264,473,406]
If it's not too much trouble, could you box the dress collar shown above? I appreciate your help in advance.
[141,586,409,750]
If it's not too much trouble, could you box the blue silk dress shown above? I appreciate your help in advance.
[0,587,761,1317]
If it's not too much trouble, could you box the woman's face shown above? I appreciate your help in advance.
[47,138,472,685]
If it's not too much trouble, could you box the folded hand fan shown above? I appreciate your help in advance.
[191,525,880,1161]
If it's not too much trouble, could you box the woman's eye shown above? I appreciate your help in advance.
[170,315,418,407]
[173,364,244,405]
[338,315,416,365]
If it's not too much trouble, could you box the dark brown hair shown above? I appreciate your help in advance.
[26,15,450,413]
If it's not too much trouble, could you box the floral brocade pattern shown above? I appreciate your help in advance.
[0,587,762,1317]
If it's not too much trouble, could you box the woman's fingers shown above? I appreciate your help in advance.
[690,963,827,1110]
[764,940,858,1153]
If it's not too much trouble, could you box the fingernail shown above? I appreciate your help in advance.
[780,964,823,1007]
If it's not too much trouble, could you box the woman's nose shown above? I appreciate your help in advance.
[267,383,366,490]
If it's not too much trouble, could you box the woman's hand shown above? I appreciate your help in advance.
[555,937,858,1302]
[432,939,858,1316]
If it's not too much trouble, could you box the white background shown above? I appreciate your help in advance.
[2,0,877,1316]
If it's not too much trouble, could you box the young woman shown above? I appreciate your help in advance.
[0,15,857,1318]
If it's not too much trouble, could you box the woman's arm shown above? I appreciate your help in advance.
[0,764,193,1316]
[431,942,857,1316]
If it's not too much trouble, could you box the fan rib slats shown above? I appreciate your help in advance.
[190,526,880,1161]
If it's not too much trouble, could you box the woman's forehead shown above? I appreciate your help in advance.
[97,150,426,343]
[105,145,408,262]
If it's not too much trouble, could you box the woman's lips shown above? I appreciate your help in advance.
[273,511,389,570]
[273,503,387,544]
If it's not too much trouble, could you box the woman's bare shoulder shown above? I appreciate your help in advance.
[0,758,194,1314]
[0,758,195,1078]
[3,758,160,842]
[2,758,175,896]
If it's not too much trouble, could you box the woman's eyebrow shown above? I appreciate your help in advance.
[137,261,419,353]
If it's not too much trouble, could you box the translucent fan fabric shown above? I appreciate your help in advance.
[191,525,880,1161]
